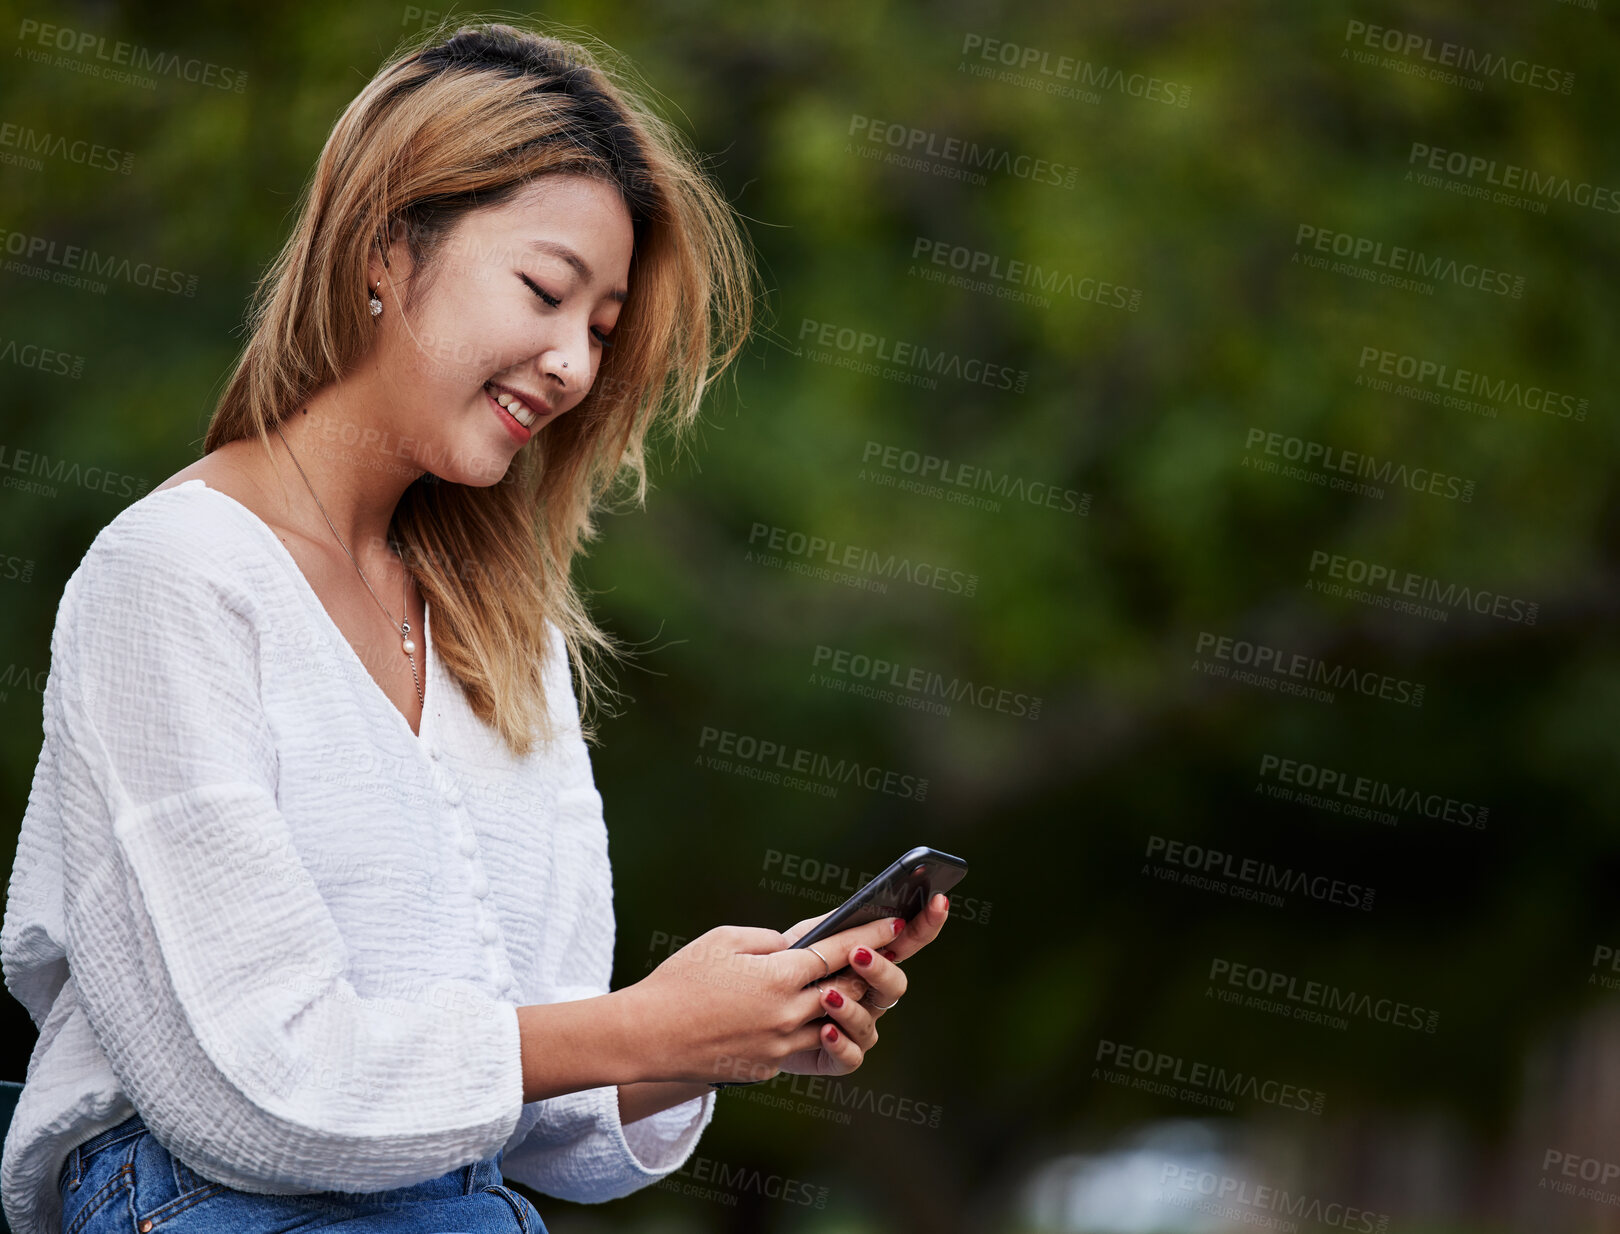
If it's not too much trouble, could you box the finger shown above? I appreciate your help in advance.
[823,972,870,1003]
[887,893,950,963]
[815,1018,864,1076]
[780,910,833,946]
[848,944,908,1008]
[815,981,878,1050]
[788,915,907,985]
[726,925,799,955]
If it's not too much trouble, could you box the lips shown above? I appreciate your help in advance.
[484,381,549,428]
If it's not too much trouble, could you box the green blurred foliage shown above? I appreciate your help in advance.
[2,0,1617,1230]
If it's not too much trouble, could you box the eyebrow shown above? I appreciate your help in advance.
[524,239,629,303]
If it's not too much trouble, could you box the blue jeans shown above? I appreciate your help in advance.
[57,1114,546,1234]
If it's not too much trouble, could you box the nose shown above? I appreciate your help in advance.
[541,331,594,399]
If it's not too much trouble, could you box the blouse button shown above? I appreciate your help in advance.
[458,834,477,858]
[480,920,498,944]
[471,872,490,898]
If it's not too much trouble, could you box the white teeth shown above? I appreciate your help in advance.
[487,384,537,428]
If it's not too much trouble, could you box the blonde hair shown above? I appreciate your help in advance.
[206,17,756,758]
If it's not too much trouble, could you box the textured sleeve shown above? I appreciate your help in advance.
[497,622,716,1202]
[50,516,524,1194]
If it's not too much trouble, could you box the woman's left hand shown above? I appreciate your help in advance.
[774,892,950,1077]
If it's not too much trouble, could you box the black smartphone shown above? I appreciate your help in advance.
[787,845,967,963]
[710,846,968,1088]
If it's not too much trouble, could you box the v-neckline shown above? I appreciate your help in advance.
[173,478,432,746]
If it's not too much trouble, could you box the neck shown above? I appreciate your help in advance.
[267,381,427,562]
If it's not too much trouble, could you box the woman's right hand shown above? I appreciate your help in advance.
[625,915,904,1085]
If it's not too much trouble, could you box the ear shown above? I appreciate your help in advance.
[365,218,407,304]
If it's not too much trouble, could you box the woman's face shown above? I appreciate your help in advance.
[367,173,635,485]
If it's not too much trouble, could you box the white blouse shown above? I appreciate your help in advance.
[0,478,715,1234]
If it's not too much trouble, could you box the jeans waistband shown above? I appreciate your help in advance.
[73,1112,146,1162]
[63,1112,509,1197]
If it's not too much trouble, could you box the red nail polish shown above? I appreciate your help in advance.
[879,948,896,961]
[891,918,904,935]
[825,988,844,1007]
[853,947,872,966]
[826,1025,839,1041]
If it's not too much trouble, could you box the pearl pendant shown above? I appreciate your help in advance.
[403,638,416,655]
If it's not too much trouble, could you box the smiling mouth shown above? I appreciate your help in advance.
[484,382,540,428]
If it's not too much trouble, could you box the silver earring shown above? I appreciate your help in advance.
[368,288,382,317]
[561,360,568,369]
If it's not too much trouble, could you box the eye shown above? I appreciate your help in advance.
[520,274,614,349]
[519,273,560,308]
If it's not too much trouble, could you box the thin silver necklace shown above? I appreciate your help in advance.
[272,417,423,709]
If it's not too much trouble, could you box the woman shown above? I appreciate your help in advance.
[0,19,948,1234]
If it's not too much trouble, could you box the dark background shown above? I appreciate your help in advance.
[3,1,1617,1231]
